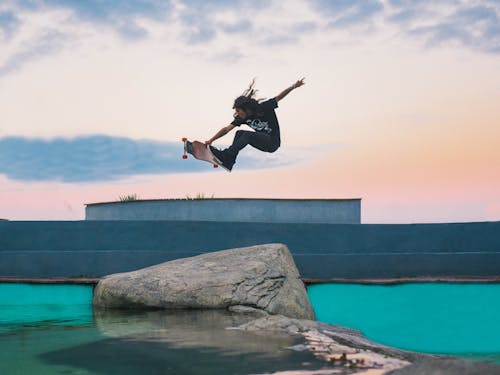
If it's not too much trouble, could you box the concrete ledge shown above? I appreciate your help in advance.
[1,220,499,279]
[85,198,361,224]
[2,250,500,280]
[303,276,500,284]
[2,276,500,286]
[0,277,100,285]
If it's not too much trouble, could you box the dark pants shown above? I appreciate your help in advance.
[225,130,280,162]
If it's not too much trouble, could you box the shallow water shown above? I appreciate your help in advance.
[0,283,327,375]
[308,283,500,363]
[0,283,93,332]
[3,282,500,374]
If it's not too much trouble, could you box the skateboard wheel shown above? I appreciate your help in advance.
[182,154,188,159]
[182,137,187,142]
[213,164,218,168]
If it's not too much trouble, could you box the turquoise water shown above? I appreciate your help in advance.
[2,282,500,374]
[308,283,500,361]
[0,283,324,375]
[0,283,93,332]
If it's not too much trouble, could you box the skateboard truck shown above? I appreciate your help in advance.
[182,137,188,159]
[182,137,219,168]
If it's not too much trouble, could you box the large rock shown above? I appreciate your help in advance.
[93,243,315,320]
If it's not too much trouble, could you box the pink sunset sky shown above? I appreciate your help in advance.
[0,0,499,223]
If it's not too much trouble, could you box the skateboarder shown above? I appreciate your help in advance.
[206,77,305,171]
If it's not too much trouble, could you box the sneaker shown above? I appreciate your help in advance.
[209,146,235,171]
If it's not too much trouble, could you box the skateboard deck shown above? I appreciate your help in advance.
[182,138,223,170]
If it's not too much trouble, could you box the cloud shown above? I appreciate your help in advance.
[0,10,20,39]
[387,8,419,24]
[0,135,200,182]
[236,143,341,171]
[5,0,170,41]
[43,0,169,21]
[0,135,328,182]
[2,0,298,51]
[260,33,299,46]
[387,1,500,54]
[43,0,171,40]
[312,0,500,54]
[0,0,302,78]
[313,0,384,29]
[291,21,318,33]
[209,48,244,64]
[177,1,268,45]
[1,0,499,85]
[0,29,67,77]
[218,19,253,34]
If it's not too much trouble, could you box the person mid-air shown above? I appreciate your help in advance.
[205,77,306,171]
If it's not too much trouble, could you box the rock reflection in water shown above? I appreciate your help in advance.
[95,309,299,356]
[39,309,327,375]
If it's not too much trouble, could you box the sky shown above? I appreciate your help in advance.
[0,0,499,223]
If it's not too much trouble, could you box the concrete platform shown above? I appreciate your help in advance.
[85,198,361,224]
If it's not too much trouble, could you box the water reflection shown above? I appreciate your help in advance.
[95,309,297,356]
[38,310,327,375]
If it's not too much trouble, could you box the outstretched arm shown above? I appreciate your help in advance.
[205,124,235,145]
[275,77,305,102]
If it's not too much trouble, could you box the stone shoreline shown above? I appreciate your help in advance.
[92,243,500,375]
[227,308,500,375]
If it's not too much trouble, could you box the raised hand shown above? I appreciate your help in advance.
[293,77,305,89]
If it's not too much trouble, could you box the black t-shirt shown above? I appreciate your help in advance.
[231,98,280,141]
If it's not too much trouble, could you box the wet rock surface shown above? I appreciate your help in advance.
[93,243,314,319]
[232,311,500,375]
[233,313,413,374]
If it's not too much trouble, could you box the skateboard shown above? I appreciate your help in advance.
[182,138,221,169]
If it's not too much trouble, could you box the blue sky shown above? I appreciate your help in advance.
[1,0,498,182]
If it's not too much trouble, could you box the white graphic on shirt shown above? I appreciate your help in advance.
[246,119,271,134]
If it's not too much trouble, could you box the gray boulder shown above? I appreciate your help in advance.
[93,243,315,320]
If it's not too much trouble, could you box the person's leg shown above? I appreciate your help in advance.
[210,130,279,170]
[225,130,278,159]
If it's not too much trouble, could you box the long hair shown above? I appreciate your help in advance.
[233,78,263,117]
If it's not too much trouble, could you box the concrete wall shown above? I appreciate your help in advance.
[85,199,361,224]
[1,220,499,279]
